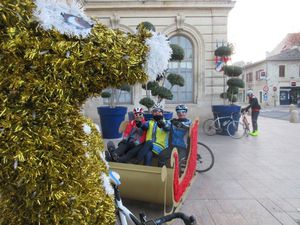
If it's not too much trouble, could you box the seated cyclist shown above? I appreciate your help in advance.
[106,107,146,163]
[158,104,192,167]
[135,104,171,166]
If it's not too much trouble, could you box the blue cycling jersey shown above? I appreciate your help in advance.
[170,118,192,149]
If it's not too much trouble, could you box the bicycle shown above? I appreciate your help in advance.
[109,170,197,225]
[180,141,214,173]
[203,112,246,139]
[196,142,214,172]
[240,111,251,137]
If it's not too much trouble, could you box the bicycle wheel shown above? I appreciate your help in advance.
[203,119,217,136]
[226,121,246,139]
[196,142,214,173]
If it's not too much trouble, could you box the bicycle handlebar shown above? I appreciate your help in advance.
[150,212,196,225]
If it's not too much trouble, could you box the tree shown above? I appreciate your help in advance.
[215,44,245,104]
[100,84,131,108]
[137,22,185,112]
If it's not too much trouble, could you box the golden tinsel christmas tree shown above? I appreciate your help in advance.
[0,0,150,224]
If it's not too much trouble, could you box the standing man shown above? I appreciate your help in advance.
[242,90,261,136]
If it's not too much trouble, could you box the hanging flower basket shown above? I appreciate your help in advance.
[223,65,243,77]
[214,45,233,57]
[227,78,245,88]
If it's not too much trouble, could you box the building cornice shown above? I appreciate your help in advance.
[84,1,235,11]
[243,60,266,69]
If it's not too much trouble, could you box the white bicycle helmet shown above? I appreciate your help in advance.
[246,90,254,97]
[152,103,163,112]
[133,107,144,114]
[176,104,188,113]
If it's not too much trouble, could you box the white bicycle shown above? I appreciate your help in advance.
[203,112,246,139]
[109,170,197,225]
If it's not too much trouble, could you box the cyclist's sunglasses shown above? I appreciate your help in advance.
[152,109,163,113]
[176,110,187,114]
[134,113,143,117]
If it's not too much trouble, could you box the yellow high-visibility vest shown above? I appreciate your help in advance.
[146,120,169,152]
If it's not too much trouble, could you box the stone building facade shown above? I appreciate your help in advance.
[243,33,300,107]
[82,0,235,121]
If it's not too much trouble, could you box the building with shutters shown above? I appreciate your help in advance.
[242,33,300,106]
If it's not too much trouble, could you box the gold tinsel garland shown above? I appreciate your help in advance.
[0,0,150,224]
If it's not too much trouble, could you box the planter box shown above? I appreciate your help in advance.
[212,105,241,136]
[97,106,127,139]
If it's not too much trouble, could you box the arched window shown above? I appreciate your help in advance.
[166,35,194,103]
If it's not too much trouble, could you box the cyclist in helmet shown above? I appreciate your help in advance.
[106,107,146,163]
[135,103,171,166]
[241,90,261,136]
[158,104,192,166]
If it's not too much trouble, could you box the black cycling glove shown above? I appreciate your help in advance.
[157,120,166,128]
[135,120,142,128]
[172,119,183,128]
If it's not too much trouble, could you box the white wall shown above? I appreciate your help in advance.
[82,0,235,124]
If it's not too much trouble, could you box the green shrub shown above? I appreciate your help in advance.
[215,44,244,103]
[227,78,245,88]
[170,44,185,61]
[214,45,233,57]
[223,65,243,77]
[139,97,155,112]
[137,21,156,32]
[167,73,185,88]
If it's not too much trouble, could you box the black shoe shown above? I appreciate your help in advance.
[105,150,112,161]
[107,141,116,151]
[107,141,118,161]
[112,154,120,162]
[131,158,139,164]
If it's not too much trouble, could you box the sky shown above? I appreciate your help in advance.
[228,0,300,63]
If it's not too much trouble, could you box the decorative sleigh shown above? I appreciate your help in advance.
[109,119,199,214]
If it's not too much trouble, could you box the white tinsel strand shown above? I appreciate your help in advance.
[94,124,101,134]
[83,123,92,135]
[13,160,18,170]
[101,173,114,196]
[145,32,172,80]
[99,151,109,169]
[33,0,93,38]
[84,152,90,158]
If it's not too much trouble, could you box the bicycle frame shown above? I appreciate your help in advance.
[241,112,250,134]
[109,170,140,225]
[109,170,196,225]
[114,186,140,225]
[214,113,236,130]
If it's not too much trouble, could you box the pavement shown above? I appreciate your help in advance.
[259,105,300,121]
[113,107,300,225]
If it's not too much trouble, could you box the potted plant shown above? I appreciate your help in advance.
[212,44,245,135]
[125,21,185,121]
[97,83,131,139]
